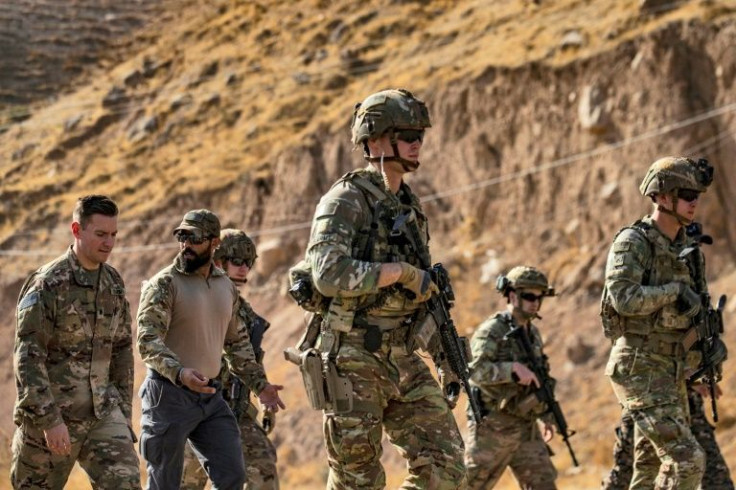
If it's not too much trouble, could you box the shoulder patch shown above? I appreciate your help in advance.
[18,291,40,311]
[613,242,631,252]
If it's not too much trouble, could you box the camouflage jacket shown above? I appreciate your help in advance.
[136,259,267,395]
[603,215,701,338]
[14,247,133,429]
[219,297,270,419]
[306,166,430,319]
[469,311,552,421]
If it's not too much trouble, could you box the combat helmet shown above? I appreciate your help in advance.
[351,88,431,171]
[496,266,555,298]
[639,156,713,197]
[214,228,257,267]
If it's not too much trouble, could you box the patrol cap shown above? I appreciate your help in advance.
[173,209,221,238]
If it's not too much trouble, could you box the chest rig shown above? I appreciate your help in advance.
[602,220,696,347]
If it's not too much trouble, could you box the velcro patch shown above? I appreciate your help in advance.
[18,291,40,311]
[613,242,631,252]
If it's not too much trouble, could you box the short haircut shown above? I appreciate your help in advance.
[72,195,119,229]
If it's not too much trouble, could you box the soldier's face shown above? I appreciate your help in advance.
[368,133,423,166]
[511,288,544,316]
[225,260,251,284]
[179,236,217,273]
[72,214,118,267]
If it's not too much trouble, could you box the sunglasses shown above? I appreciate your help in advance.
[395,129,424,144]
[677,189,701,203]
[174,230,211,245]
[227,257,255,268]
[519,292,545,302]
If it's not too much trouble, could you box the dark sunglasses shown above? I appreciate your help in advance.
[677,189,701,203]
[395,129,424,144]
[174,230,211,245]
[519,292,545,302]
[227,257,255,268]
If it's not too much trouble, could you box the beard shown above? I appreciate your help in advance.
[177,245,212,273]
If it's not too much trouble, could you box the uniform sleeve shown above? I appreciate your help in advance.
[223,288,268,394]
[605,229,680,316]
[306,185,382,298]
[136,276,182,383]
[468,319,515,388]
[110,294,134,421]
[14,283,63,429]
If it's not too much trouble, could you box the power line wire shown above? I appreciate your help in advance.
[3,102,734,257]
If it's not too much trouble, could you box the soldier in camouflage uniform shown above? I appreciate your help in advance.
[137,209,285,490]
[303,89,466,489]
[181,228,279,490]
[602,156,717,489]
[602,387,733,490]
[465,266,559,489]
[11,195,140,489]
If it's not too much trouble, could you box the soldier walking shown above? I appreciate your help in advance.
[137,209,284,490]
[12,195,140,489]
[181,229,279,490]
[464,266,559,489]
[300,88,466,489]
[601,156,717,489]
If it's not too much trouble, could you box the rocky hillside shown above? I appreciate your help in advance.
[1,1,736,488]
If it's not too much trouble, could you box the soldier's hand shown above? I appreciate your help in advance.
[676,283,701,318]
[512,362,540,388]
[44,422,71,456]
[541,421,555,442]
[262,409,276,435]
[179,368,216,394]
[259,383,286,413]
[397,262,438,303]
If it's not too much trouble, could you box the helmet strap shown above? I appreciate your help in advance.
[656,192,691,226]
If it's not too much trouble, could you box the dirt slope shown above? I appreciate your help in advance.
[1,1,736,488]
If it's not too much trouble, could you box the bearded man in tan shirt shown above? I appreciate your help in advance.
[137,209,284,490]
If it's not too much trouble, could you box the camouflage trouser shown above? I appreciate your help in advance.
[10,405,140,489]
[465,411,557,490]
[324,329,467,490]
[602,389,733,490]
[607,345,705,490]
[181,410,279,490]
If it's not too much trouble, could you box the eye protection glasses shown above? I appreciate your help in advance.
[395,129,425,144]
[677,189,701,203]
[226,257,255,268]
[174,230,211,245]
[519,292,545,303]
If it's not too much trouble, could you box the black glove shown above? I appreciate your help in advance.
[677,283,701,318]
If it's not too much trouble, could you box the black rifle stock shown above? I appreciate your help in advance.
[426,264,483,424]
[680,222,728,422]
[505,326,579,467]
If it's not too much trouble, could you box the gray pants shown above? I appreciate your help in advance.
[139,370,246,490]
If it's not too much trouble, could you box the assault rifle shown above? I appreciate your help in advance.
[505,326,579,467]
[425,264,483,424]
[679,222,728,422]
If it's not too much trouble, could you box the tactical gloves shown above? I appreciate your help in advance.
[397,262,438,303]
[676,283,701,318]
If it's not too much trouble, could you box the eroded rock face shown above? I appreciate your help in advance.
[0,0,169,107]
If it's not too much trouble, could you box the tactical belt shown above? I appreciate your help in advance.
[147,368,223,392]
[618,330,696,358]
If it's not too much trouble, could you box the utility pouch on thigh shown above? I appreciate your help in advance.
[299,349,327,410]
[324,360,353,415]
